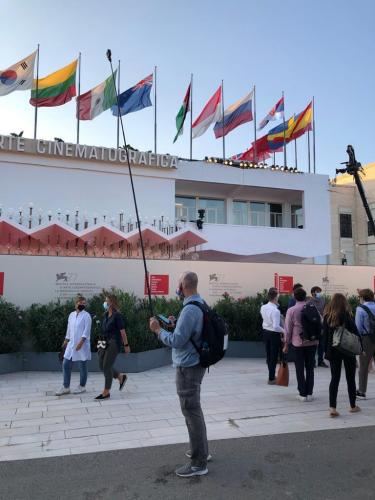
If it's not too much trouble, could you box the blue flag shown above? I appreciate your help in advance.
[112,73,153,116]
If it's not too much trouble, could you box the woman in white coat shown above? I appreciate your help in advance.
[55,295,92,395]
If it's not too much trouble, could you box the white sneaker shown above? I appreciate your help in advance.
[306,395,314,402]
[296,395,307,402]
[72,386,86,394]
[55,386,70,396]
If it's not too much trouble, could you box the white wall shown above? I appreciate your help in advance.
[177,161,331,258]
[1,255,374,307]
[197,223,328,258]
[0,151,176,222]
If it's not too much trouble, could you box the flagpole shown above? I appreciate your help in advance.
[117,60,121,148]
[154,65,157,154]
[294,139,298,169]
[76,52,81,144]
[221,80,225,160]
[282,90,287,166]
[307,129,311,173]
[33,44,40,140]
[312,96,316,173]
[190,73,193,160]
[253,85,257,163]
[273,152,275,166]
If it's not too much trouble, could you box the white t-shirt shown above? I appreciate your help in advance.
[64,310,92,362]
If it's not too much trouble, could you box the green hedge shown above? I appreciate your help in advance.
[0,291,360,354]
[0,299,24,353]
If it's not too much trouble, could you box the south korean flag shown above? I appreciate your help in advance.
[0,51,36,96]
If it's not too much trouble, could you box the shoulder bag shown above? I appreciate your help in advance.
[332,326,362,356]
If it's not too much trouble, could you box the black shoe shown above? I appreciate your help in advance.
[318,361,329,368]
[95,393,110,400]
[356,391,366,400]
[119,374,128,391]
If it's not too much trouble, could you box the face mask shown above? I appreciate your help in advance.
[77,304,86,311]
[103,301,109,311]
[315,293,322,299]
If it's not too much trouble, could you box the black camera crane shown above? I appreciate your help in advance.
[336,145,375,237]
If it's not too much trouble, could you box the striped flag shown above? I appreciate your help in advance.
[173,83,191,143]
[192,86,222,139]
[213,90,253,139]
[258,96,284,130]
[77,71,117,120]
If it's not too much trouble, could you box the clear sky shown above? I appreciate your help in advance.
[0,0,374,177]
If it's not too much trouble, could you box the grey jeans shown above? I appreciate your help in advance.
[176,364,208,468]
[98,339,120,390]
[358,335,375,393]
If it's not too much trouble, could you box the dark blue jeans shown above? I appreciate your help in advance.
[293,345,317,397]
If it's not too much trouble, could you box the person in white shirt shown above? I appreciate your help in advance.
[260,287,285,384]
[55,295,92,396]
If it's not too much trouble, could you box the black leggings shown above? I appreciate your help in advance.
[329,350,356,409]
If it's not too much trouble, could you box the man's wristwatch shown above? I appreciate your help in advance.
[124,343,129,347]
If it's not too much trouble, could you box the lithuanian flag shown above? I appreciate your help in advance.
[30,59,77,107]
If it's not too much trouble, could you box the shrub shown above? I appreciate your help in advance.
[214,293,266,341]
[25,300,75,352]
[0,299,24,353]
[2,290,362,354]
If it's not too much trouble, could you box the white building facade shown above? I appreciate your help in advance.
[0,135,331,261]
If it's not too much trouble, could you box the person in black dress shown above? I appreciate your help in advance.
[96,293,130,400]
[323,293,361,417]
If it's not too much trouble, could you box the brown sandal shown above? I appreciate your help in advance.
[349,406,361,413]
[329,408,339,417]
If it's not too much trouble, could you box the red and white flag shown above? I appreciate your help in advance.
[192,86,222,138]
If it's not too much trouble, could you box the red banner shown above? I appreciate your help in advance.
[274,273,293,294]
[145,274,169,296]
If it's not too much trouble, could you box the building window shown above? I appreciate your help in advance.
[175,197,196,222]
[233,201,248,225]
[291,205,304,229]
[270,203,283,228]
[339,213,352,238]
[249,202,266,226]
[198,198,226,224]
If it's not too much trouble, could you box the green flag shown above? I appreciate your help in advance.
[173,83,191,143]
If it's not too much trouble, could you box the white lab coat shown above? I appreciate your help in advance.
[64,310,92,362]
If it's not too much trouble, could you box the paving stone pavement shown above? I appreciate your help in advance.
[0,358,375,461]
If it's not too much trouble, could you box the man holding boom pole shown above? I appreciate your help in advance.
[149,271,210,478]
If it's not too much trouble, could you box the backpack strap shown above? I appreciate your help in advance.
[358,304,375,335]
[358,304,375,319]
[182,300,206,353]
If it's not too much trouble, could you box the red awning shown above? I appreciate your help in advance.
[79,225,128,246]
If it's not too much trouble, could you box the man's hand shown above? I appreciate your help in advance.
[62,339,69,349]
[149,317,161,335]
[124,345,131,354]
[282,343,289,354]
[168,315,176,328]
